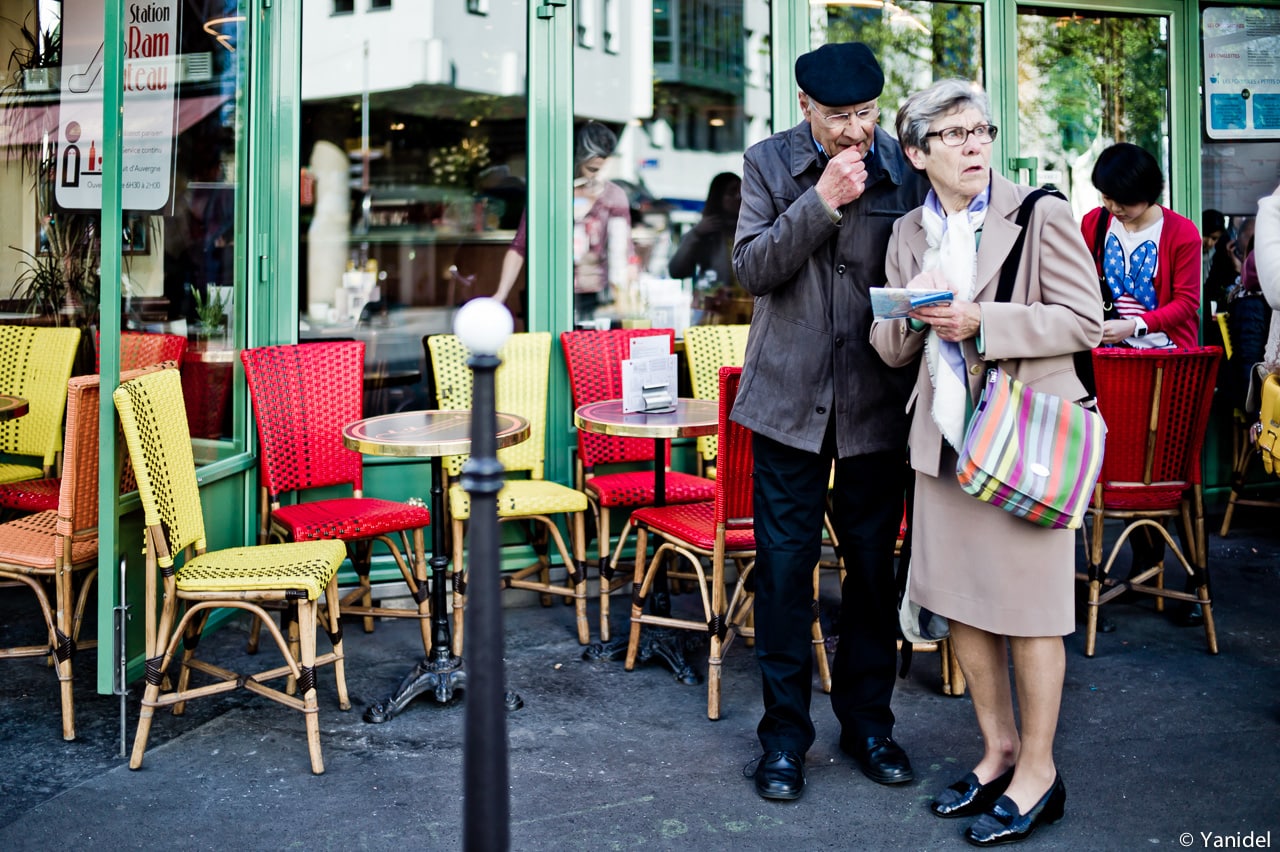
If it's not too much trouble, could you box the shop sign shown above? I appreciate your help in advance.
[56,0,179,211]
[1203,7,1280,140]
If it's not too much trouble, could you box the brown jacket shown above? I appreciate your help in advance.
[869,173,1104,477]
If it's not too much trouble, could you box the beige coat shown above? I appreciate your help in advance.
[869,173,1104,636]
[870,174,1104,477]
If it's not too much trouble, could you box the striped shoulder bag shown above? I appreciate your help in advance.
[955,188,1106,530]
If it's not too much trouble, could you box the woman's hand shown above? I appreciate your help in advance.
[910,300,982,342]
[1100,318,1138,345]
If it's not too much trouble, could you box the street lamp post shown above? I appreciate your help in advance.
[455,297,513,852]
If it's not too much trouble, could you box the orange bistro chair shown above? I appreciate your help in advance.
[0,332,187,518]
[240,341,434,656]
[1080,347,1223,657]
[113,368,350,774]
[560,328,716,642]
[0,366,161,740]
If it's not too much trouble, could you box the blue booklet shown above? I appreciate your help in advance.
[869,287,954,320]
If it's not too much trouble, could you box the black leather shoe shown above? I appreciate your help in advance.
[930,767,1015,818]
[750,751,805,801]
[964,775,1066,846]
[841,735,914,785]
[1170,602,1205,627]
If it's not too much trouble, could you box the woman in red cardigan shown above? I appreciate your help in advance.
[1081,143,1201,349]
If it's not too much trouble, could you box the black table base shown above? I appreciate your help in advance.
[583,626,701,686]
[363,650,466,722]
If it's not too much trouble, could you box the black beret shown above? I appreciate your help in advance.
[795,42,884,107]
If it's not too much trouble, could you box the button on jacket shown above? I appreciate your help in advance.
[730,122,927,457]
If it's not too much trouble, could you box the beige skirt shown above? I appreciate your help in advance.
[910,450,1076,638]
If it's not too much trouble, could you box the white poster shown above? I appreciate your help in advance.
[56,0,179,211]
[1203,7,1280,141]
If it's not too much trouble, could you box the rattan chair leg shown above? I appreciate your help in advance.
[411,528,432,657]
[246,617,263,654]
[597,504,616,642]
[54,560,76,741]
[172,610,209,717]
[452,515,467,658]
[572,512,590,645]
[624,526,650,671]
[810,563,832,695]
[1085,578,1102,658]
[297,599,325,775]
[130,678,161,770]
[326,573,351,711]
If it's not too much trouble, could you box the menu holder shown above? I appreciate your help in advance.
[621,336,678,413]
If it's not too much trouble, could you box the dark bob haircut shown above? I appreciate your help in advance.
[1090,142,1164,206]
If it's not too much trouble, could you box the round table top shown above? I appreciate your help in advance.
[342,409,530,458]
[574,398,719,440]
[0,394,28,421]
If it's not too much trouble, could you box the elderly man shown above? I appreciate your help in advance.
[731,42,928,801]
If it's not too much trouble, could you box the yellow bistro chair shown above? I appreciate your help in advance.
[426,332,590,653]
[0,326,81,484]
[682,324,750,477]
[113,368,350,775]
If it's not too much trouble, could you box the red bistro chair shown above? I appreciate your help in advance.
[240,341,433,656]
[1080,346,1222,657]
[625,367,830,719]
[560,328,716,642]
[0,332,188,518]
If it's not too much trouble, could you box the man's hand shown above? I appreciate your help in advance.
[815,146,867,210]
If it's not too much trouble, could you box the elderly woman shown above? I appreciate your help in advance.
[870,80,1102,846]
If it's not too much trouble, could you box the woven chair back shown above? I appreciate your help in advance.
[0,326,81,467]
[714,367,753,528]
[1093,347,1222,509]
[559,328,675,468]
[240,341,368,499]
[426,332,551,479]
[57,364,165,539]
[94,330,188,372]
[112,368,207,564]
[684,324,750,464]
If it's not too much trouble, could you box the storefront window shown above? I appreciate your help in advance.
[298,2,528,416]
[1,0,246,463]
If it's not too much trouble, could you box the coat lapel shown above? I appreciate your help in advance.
[972,175,1026,301]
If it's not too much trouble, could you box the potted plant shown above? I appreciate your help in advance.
[191,285,229,338]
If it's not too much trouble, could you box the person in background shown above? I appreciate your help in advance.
[668,172,750,323]
[1255,185,1280,374]
[1202,208,1226,288]
[1081,142,1200,350]
[871,79,1103,846]
[731,41,927,803]
[1081,142,1205,627]
[493,121,632,324]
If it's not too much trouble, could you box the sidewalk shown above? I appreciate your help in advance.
[1,511,1277,851]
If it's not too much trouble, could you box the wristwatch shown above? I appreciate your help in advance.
[1132,317,1148,338]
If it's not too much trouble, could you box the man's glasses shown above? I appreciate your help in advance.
[810,104,880,130]
[924,124,999,147]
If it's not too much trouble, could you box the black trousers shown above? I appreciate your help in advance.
[752,428,906,755]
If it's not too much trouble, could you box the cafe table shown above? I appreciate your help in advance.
[0,394,29,421]
[343,408,530,722]
[573,397,719,684]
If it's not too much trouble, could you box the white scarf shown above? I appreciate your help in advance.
[919,194,987,449]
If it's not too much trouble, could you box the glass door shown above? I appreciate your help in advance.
[1013,6,1173,217]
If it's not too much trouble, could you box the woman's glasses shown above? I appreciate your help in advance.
[924,124,999,147]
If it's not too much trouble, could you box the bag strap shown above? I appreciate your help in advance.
[992,186,1097,401]
[1090,210,1121,320]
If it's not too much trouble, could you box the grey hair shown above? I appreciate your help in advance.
[575,121,618,165]
[895,79,992,153]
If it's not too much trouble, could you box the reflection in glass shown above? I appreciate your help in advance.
[1017,10,1169,216]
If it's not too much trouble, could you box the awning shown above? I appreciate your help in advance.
[1,94,230,148]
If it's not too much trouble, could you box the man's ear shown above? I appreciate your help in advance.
[797,92,809,116]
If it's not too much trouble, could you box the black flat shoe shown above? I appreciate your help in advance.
[964,775,1066,846]
[749,750,805,801]
[930,767,1015,818]
[841,735,914,785]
